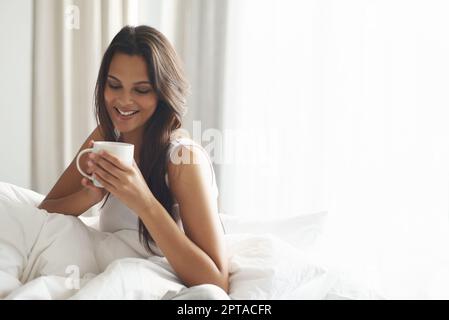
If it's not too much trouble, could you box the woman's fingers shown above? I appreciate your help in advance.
[82,177,92,187]
[81,140,95,179]
[92,172,115,190]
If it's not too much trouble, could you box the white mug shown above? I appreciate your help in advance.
[76,141,134,188]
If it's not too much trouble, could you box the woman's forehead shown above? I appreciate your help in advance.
[108,53,149,81]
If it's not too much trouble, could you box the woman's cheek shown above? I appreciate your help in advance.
[104,89,116,109]
[138,95,158,112]
[148,94,159,109]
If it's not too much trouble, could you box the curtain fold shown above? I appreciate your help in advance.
[32,0,137,194]
[31,0,228,215]
[168,0,228,205]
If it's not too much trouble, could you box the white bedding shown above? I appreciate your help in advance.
[0,182,381,300]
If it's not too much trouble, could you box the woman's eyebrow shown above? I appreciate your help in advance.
[133,80,151,85]
[107,75,151,85]
[107,75,121,82]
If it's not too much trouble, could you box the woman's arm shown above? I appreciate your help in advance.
[137,146,229,291]
[38,125,106,215]
[38,188,101,216]
[87,144,229,291]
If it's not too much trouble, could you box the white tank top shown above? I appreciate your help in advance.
[98,137,219,256]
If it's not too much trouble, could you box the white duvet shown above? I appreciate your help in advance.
[0,182,380,300]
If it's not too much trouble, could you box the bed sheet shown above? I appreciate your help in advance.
[0,182,382,300]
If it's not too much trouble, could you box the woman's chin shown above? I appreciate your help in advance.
[113,123,144,135]
[114,125,134,133]
[110,117,137,132]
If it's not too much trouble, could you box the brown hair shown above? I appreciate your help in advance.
[94,25,189,252]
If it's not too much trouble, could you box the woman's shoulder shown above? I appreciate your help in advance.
[166,130,214,169]
[93,124,106,140]
[165,131,217,194]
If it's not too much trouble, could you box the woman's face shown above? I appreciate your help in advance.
[104,53,158,136]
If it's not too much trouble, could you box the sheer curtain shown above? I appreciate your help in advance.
[32,0,227,198]
[220,0,449,298]
[165,0,228,193]
[32,0,140,194]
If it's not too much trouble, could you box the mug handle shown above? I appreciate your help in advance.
[76,148,94,181]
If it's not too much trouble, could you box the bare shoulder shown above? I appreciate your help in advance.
[166,142,213,193]
[92,125,106,141]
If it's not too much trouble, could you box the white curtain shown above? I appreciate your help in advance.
[32,0,227,198]
[168,0,228,209]
[32,0,140,194]
[220,0,449,298]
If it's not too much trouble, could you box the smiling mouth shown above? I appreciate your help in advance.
[114,107,140,118]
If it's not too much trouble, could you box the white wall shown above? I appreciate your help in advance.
[0,0,33,189]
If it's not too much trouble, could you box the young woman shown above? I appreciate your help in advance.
[0,25,229,299]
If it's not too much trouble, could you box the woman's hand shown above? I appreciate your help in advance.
[87,150,155,214]
[81,140,108,204]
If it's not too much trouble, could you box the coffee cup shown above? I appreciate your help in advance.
[76,141,134,188]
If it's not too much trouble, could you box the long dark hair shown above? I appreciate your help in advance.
[94,25,189,252]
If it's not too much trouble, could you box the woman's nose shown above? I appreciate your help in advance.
[117,91,134,106]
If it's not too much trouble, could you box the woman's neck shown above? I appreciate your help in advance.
[120,130,142,163]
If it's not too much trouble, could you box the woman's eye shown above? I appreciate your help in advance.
[108,83,121,90]
[135,87,152,94]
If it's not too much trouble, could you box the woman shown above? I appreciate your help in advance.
[1,25,229,299]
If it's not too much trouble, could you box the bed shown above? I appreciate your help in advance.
[0,181,381,300]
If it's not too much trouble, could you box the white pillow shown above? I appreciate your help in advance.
[219,211,327,252]
[226,233,331,300]
[0,182,45,206]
